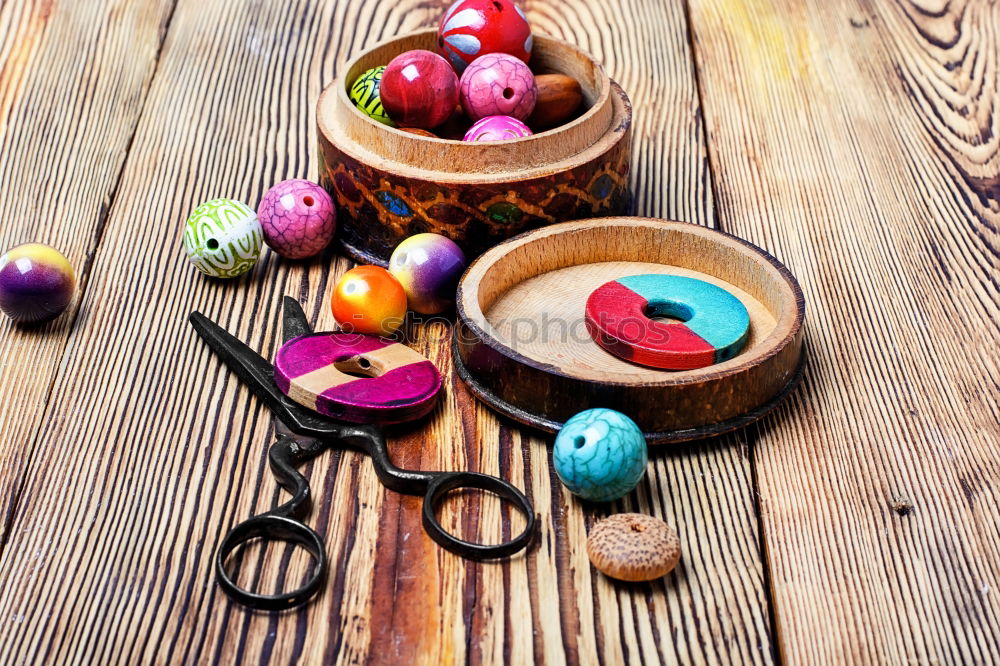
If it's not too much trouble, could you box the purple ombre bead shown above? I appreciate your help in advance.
[388,233,466,315]
[0,243,75,323]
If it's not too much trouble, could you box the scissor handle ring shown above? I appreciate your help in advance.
[422,472,536,559]
[216,514,327,611]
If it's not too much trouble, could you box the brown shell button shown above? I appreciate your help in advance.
[586,513,681,582]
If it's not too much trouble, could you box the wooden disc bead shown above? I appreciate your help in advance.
[274,332,442,424]
[585,274,750,370]
[586,513,681,582]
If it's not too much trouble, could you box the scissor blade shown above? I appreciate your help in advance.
[189,311,288,417]
[282,296,312,344]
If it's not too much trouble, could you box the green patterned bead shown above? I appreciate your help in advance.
[350,66,395,127]
[553,409,648,502]
[183,198,262,278]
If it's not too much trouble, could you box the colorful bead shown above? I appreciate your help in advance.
[349,66,395,126]
[183,198,262,278]
[463,115,533,142]
[437,0,532,74]
[380,50,460,129]
[257,179,336,259]
[274,332,442,424]
[553,408,647,503]
[331,266,408,336]
[585,274,750,370]
[460,53,537,121]
[388,233,466,315]
[0,244,75,323]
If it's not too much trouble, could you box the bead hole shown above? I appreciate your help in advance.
[206,238,219,250]
[334,356,379,379]
[644,300,693,323]
[573,436,586,449]
[303,196,315,206]
[630,523,646,533]
[503,87,514,99]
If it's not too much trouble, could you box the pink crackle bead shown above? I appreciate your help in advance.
[258,179,337,259]
[459,53,537,122]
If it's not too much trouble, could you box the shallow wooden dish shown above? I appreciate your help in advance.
[317,29,633,265]
[453,218,806,443]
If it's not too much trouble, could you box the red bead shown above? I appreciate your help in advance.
[380,50,460,129]
[437,0,533,73]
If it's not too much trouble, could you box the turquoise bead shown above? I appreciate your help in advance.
[553,409,648,502]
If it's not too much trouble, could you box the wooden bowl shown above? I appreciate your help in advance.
[317,30,633,265]
[453,218,806,443]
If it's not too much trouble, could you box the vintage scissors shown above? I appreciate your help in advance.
[189,296,535,610]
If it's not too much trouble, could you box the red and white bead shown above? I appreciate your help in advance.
[437,0,532,74]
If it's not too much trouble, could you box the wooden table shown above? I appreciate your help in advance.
[0,1,997,664]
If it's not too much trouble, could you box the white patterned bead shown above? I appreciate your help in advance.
[183,198,263,278]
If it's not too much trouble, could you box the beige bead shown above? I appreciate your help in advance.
[586,513,681,582]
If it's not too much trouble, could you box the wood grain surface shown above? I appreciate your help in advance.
[0,0,175,544]
[687,0,1000,663]
[0,1,995,665]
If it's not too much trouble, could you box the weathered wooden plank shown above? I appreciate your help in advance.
[0,0,774,664]
[686,0,1000,663]
[0,0,176,543]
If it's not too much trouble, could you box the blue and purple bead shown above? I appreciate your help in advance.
[388,233,466,314]
[0,243,75,323]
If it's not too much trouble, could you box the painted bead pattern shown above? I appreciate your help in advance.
[553,408,648,503]
[183,198,263,278]
[350,66,395,126]
[438,0,532,73]
[321,143,631,261]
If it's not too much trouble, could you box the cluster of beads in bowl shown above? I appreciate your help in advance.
[348,0,583,141]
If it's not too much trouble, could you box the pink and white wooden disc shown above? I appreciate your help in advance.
[274,332,442,424]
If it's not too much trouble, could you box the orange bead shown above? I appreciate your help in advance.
[331,265,408,336]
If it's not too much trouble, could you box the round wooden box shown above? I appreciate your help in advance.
[317,30,633,265]
[453,218,806,443]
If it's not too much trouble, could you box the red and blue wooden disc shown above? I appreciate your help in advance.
[274,332,442,424]
[584,274,750,370]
